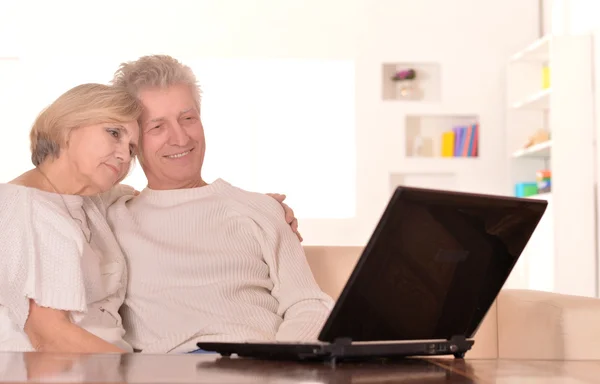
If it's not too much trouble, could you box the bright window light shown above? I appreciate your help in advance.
[7,57,356,219]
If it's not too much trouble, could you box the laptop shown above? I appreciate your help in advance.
[197,186,548,362]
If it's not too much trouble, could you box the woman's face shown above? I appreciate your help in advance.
[64,120,139,193]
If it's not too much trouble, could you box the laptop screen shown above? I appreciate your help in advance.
[319,187,547,342]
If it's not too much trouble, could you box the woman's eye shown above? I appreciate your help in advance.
[108,129,120,138]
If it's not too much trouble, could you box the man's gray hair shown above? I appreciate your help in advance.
[111,55,202,110]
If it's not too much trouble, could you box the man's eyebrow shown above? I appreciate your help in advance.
[145,116,165,125]
[144,109,194,125]
[178,108,195,117]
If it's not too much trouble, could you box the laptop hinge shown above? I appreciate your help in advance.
[326,338,353,365]
[448,335,471,358]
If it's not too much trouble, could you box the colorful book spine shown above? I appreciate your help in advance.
[441,131,455,157]
[447,123,478,157]
[453,126,460,156]
[462,125,472,156]
[458,126,466,156]
[472,122,479,156]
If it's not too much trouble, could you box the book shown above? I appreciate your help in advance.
[441,131,455,157]
[448,123,478,157]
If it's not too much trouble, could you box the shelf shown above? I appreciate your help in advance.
[512,88,551,110]
[405,115,479,158]
[526,192,552,201]
[512,140,551,158]
[510,35,551,63]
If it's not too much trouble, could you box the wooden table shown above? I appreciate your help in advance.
[1,352,600,383]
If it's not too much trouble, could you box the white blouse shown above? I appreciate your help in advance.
[0,184,131,352]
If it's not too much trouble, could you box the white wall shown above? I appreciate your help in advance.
[0,0,540,245]
[554,0,600,35]
[542,0,554,35]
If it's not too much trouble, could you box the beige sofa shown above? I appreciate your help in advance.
[304,246,600,360]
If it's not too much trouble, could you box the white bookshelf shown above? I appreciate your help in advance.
[505,33,598,298]
[505,35,553,292]
[507,35,552,190]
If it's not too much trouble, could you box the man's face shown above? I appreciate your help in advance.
[138,84,206,190]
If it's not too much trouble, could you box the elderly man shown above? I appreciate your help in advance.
[107,55,334,354]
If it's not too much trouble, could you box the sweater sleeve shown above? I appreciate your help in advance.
[246,194,334,341]
[0,189,87,329]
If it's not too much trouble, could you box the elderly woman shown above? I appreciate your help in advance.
[0,83,141,353]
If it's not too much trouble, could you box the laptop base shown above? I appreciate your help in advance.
[196,335,474,363]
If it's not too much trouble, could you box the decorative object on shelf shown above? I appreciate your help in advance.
[524,129,550,148]
[515,182,538,197]
[411,135,434,157]
[440,122,479,157]
[382,62,440,101]
[536,170,552,194]
[413,135,424,156]
[542,65,551,89]
[391,68,419,99]
[391,69,416,81]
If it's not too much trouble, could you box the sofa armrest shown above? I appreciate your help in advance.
[497,289,600,360]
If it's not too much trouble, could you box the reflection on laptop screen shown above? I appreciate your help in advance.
[320,188,545,343]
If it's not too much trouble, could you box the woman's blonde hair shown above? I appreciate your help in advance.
[30,83,143,167]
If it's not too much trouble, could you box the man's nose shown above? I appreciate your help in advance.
[168,122,189,146]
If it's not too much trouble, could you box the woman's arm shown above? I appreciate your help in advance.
[0,191,124,354]
[24,300,124,353]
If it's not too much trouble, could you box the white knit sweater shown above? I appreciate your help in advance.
[107,178,334,353]
[0,184,131,352]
